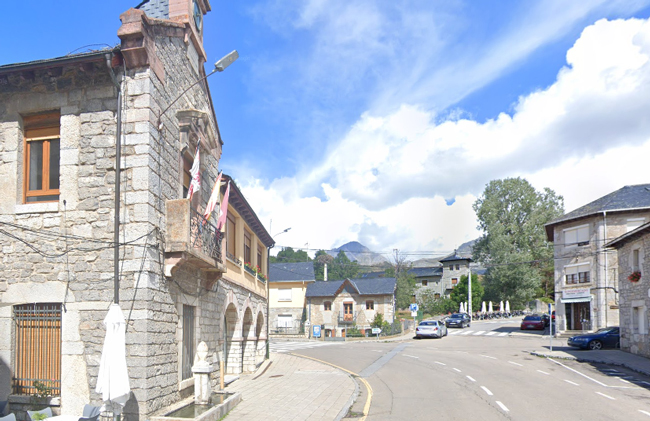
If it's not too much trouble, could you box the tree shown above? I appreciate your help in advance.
[472,178,564,308]
[269,247,311,264]
[449,273,483,313]
[313,250,334,281]
[329,250,360,280]
[418,290,457,315]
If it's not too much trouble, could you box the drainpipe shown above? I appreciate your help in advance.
[603,211,608,328]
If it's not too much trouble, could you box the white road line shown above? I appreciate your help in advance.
[596,392,615,400]
[449,330,462,335]
[485,332,497,336]
[619,378,631,384]
[481,355,497,360]
[473,331,486,335]
[641,381,650,386]
[372,350,383,353]
[564,380,579,386]
[537,370,550,375]
[548,358,608,387]
[466,376,476,382]
[404,354,419,359]
[481,386,493,396]
[603,369,621,372]
[453,368,462,372]
[508,361,522,367]
[498,332,509,336]
[434,361,446,366]
[460,330,473,335]
[496,401,509,412]
[639,410,650,417]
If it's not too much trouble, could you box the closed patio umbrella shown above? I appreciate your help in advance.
[481,301,486,314]
[505,301,510,313]
[488,301,493,313]
[96,304,130,420]
[499,300,504,313]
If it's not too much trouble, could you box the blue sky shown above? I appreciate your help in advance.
[4,1,650,259]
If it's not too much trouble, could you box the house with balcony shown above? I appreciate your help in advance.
[0,1,271,420]
[605,222,650,358]
[305,278,397,338]
[268,262,315,336]
[545,184,650,333]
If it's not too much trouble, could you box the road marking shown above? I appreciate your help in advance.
[641,381,650,386]
[537,370,550,375]
[619,378,631,384]
[372,350,383,353]
[639,410,650,417]
[508,361,522,367]
[473,331,486,335]
[481,355,497,360]
[596,392,615,400]
[466,376,476,382]
[453,368,462,372]
[449,330,462,335]
[404,354,419,359]
[548,358,608,387]
[460,330,473,335]
[498,332,509,337]
[603,369,621,372]
[481,386,493,396]
[434,361,446,366]
[485,332,497,336]
[496,401,509,412]
[564,380,579,386]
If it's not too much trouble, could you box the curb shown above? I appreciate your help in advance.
[528,351,650,377]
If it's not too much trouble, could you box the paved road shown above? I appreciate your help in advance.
[292,319,650,420]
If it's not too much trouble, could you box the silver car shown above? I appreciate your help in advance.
[415,320,448,339]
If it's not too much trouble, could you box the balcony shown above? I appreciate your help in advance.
[164,199,226,278]
[338,312,357,325]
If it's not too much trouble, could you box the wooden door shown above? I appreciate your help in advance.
[344,303,353,321]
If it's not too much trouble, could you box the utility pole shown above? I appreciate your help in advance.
[468,265,472,323]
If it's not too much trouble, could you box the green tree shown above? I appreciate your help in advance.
[313,250,334,281]
[472,177,564,307]
[449,273,483,313]
[269,247,311,264]
[329,250,360,280]
[395,271,416,310]
[418,290,457,315]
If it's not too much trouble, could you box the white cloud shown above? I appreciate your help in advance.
[239,16,650,257]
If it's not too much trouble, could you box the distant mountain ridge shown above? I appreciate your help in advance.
[328,241,389,266]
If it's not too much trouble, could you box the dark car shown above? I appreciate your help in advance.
[520,315,545,330]
[568,327,620,350]
[541,314,550,327]
[415,320,448,339]
[445,313,471,328]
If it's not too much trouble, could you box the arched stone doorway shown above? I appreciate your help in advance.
[242,307,255,373]
[223,303,241,374]
[255,311,266,366]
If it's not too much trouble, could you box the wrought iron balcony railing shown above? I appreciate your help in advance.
[338,312,357,324]
[189,206,222,263]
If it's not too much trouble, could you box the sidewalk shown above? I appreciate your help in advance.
[223,353,357,421]
[528,343,650,377]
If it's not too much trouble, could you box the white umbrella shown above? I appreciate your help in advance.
[459,302,465,313]
[499,300,504,313]
[488,301,493,313]
[481,301,487,314]
[96,304,130,418]
[505,301,510,313]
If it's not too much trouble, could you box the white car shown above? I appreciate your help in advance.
[415,320,448,339]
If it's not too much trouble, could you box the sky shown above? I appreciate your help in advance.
[3,1,650,261]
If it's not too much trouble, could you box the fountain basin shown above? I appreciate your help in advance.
[151,392,241,421]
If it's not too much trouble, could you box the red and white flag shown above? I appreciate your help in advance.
[186,142,201,200]
[203,171,223,223]
[216,181,230,231]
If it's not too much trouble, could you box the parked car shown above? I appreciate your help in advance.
[520,315,545,330]
[567,327,620,350]
[415,320,448,339]
[541,313,550,327]
[445,313,471,328]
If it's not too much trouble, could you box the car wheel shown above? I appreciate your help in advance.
[588,340,603,350]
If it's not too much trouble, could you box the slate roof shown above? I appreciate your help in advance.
[360,271,386,279]
[439,252,472,263]
[545,184,650,241]
[408,267,443,277]
[269,262,315,283]
[305,278,397,298]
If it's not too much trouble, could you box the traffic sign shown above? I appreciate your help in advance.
[371,327,381,334]
[409,303,419,312]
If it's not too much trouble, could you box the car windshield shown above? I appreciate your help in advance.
[523,316,541,321]
[596,327,618,334]
[420,321,437,326]
[450,314,464,319]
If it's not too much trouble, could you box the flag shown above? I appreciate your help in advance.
[203,171,223,223]
[187,141,201,200]
[216,181,230,231]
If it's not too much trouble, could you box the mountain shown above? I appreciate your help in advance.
[411,238,479,268]
[328,241,389,266]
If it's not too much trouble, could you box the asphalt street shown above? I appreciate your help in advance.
[289,318,650,420]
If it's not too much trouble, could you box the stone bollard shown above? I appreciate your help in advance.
[192,341,213,405]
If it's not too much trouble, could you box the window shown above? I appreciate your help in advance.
[226,215,236,257]
[434,293,440,299]
[23,112,60,203]
[449,265,453,270]
[182,305,195,380]
[324,301,332,311]
[452,278,458,285]
[632,305,647,334]
[278,288,292,302]
[633,249,640,272]
[257,245,263,270]
[455,264,460,270]
[13,303,61,395]
[244,230,252,264]
[564,225,589,247]
[422,280,428,287]
[565,263,590,285]
[366,300,374,310]
[277,315,292,328]
[627,218,645,233]
[182,150,193,198]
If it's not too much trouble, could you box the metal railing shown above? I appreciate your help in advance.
[189,207,222,263]
[338,312,357,324]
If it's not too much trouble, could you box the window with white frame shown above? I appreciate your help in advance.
[627,218,645,233]
[565,263,590,285]
[564,225,589,247]
[277,315,293,328]
[632,304,647,334]
[278,288,292,302]
[633,249,641,272]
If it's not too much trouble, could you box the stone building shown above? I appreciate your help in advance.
[268,262,315,336]
[410,267,443,299]
[605,222,650,358]
[439,252,471,295]
[545,184,650,332]
[0,1,271,419]
[305,278,397,338]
